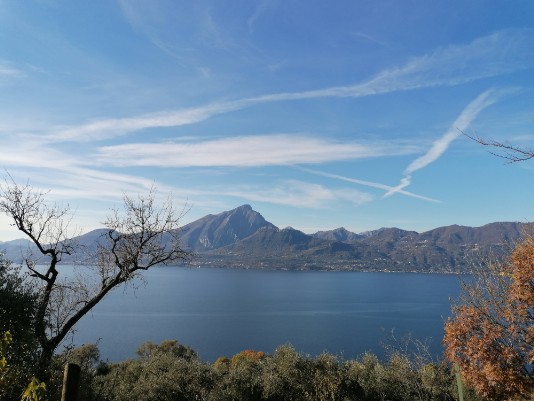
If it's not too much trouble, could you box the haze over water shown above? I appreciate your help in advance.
[73,267,462,362]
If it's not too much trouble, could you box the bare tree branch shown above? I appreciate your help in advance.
[0,175,76,374]
[465,132,534,163]
[0,176,191,381]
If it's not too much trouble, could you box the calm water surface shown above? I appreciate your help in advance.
[73,267,462,362]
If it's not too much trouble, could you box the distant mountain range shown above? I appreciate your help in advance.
[1,204,531,273]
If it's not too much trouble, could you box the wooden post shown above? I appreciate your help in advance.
[454,362,465,401]
[61,363,81,401]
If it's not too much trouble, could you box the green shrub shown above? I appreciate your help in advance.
[0,257,40,401]
[42,339,468,401]
[96,340,213,401]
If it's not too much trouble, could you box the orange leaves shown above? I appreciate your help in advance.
[445,305,528,399]
[444,234,534,400]
[230,349,266,366]
[510,235,534,308]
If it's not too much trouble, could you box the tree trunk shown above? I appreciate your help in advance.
[37,345,55,383]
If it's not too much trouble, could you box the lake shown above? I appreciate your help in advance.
[72,267,463,362]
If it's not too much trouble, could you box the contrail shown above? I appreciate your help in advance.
[298,167,441,203]
[384,89,500,198]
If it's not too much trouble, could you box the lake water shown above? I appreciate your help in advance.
[72,267,463,362]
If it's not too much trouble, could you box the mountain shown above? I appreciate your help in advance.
[198,214,531,272]
[419,222,524,245]
[359,227,418,240]
[179,204,277,252]
[0,228,111,265]
[218,226,328,254]
[313,227,363,242]
[0,204,531,273]
[0,238,34,262]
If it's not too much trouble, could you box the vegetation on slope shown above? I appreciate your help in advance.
[40,340,471,401]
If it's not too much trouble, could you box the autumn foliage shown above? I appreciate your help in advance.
[230,349,266,365]
[444,234,534,400]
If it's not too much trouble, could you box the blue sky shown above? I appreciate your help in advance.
[0,1,533,241]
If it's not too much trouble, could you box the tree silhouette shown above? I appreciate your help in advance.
[0,176,190,381]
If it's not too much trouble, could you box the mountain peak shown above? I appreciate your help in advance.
[179,204,277,251]
[313,227,361,242]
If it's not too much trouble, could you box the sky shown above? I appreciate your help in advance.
[0,0,533,241]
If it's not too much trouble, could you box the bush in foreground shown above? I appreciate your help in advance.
[36,340,477,401]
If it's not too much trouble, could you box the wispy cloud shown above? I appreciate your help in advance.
[47,102,242,142]
[0,132,384,208]
[3,164,167,203]
[115,0,190,64]
[43,29,534,143]
[0,60,25,79]
[247,0,276,34]
[94,134,419,167]
[298,167,441,203]
[0,140,78,170]
[384,90,501,198]
[0,136,192,204]
[351,31,388,46]
[216,180,373,208]
[117,0,244,61]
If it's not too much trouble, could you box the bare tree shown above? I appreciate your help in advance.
[0,176,190,381]
[466,133,534,163]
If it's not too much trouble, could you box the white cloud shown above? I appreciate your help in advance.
[217,180,373,208]
[94,134,419,167]
[48,102,243,142]
[41,29,534,144]
[0,142,77,170]
[0,60,25,79]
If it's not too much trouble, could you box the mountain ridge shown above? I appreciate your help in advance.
[1,204,531,273]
